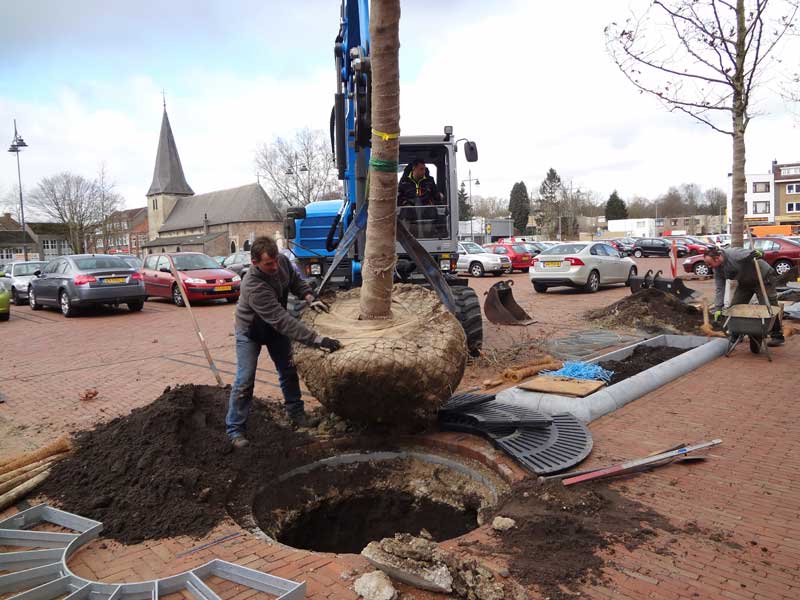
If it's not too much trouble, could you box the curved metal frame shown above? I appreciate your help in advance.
[0,505,304,600]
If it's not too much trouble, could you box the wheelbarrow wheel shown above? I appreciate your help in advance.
[749,336,762,354]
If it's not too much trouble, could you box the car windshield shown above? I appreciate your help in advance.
[74,257,131,270]
[541,244,587,255]
[461,242,486,254]
[511,244,529,254]
[121,257,142,269]
[13,262,47,276]
[173,254,221,270]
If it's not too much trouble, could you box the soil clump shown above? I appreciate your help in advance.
[586,287,703,333]
[599,345,689,384]
[41,384,327,544]
[483,478,677,599]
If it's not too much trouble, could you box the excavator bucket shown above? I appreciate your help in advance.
[628,269,654,294]
[483,280,536,325]
[629,269,702,304]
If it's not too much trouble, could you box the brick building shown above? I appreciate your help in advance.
[0,213,72,261]
[87,207,148,256]
[142,108,282,256]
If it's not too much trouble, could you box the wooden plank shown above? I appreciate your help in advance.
[517,375,605,397]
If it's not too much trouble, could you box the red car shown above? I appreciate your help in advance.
[483,242,533,272]
[682,237,800,277]
[142,252,241,306]
[663,236,714,256]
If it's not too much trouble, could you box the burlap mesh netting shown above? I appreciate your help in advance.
[294,285,467,425]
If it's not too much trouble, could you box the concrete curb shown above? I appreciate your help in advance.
[497,335,728,423]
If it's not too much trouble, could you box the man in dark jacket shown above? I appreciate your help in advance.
[704,246,784,347]
[226,236,341,447]
[397,160,444,236]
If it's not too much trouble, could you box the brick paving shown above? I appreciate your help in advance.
[1,257,797,599]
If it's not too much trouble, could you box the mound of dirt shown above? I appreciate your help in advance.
[485,479,677,600]
[40,385,326,544]
[586,288,703,333]
[599,345,689,385]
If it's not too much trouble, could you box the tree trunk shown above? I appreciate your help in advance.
[729,0,747,249]
[359,0,400,320]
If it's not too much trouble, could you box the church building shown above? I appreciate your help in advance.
[142,107,282,256]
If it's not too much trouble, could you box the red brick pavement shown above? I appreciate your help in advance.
[2,259,798,599]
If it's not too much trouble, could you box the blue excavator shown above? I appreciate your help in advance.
[283,0,483,354]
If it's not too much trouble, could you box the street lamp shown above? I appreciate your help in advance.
[462,169,480,241]
[8,119,29,260]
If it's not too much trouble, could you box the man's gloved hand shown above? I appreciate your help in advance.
[308,299,330,314]
[712,309,723,322]
[749,249,764,260]
[317,337,342,352]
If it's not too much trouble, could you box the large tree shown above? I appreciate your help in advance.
[606,0,799,247]
[605,190,628,221]
[538,168,562,238]
[457,181,472,220]
[508,181,530,234]
[255,128,339,208]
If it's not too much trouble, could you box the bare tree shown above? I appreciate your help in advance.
[471,196,509,219]
[28,173,101,253]
[606,0,798,247]
[93,163,123,251]
[0,185,22,223]
[254,128,339,208]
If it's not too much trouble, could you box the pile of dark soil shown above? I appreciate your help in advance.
[586,287,703,333]
[485,479,677,600]
[599,345,689,385]
[40,385,326,544]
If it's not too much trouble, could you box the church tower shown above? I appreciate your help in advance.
[146,104,194,241]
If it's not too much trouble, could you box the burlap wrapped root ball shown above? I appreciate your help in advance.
[294,284,467,426]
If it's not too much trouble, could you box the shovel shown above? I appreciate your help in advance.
[483,279,536,325]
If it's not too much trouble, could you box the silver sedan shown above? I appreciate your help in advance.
[529,242,637,293]
[28,254,146,317]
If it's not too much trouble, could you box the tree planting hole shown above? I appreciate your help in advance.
[274,490,478,554]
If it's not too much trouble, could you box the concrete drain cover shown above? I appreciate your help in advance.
[494,413,593,475]
[545,329,642,360]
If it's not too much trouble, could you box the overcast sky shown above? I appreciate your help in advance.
[1,0,798,212]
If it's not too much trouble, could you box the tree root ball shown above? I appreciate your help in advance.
[294,285,467,426]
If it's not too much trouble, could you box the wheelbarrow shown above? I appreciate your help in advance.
[483,279,536,325]
[629,269,702,304]
[722,304,780,362]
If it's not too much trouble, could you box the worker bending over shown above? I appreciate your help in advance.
[226,236,342,448]
[704,246,784,347]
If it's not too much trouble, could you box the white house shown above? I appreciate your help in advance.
[607,218,656,238]
[726,169,774,229]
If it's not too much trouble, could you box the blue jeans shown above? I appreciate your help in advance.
[226,329,303,439]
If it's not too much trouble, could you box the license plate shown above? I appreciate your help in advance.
[103,277,126,284]
[521,256,529,261]
[214,285,232,292]
[544,261,562,268]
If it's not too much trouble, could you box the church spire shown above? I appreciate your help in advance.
[146,106,194,197]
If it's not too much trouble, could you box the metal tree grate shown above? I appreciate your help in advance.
[0,505,305,600]
[440,392,496,413]
[461,401,553,428]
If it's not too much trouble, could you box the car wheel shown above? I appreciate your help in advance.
[693,262,711,277]
[626,266,637,286]
[29,287,42,311]
[127,300,144,312]
[11,288,20,305]
[583,270,600,293]
[774,260,793,277]
[469,262,485,277]
[172,284,186,307]
[226,296,238,304]
[533,282,548,293]
[60,290,76,318]
[522,267,530,273]
[633,249,643,258]
[0,312,8,322]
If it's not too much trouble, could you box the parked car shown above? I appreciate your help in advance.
[662,235,714,256]
[631,238,688,258]
[0,278,10,321]
[682,236,800,277]
[529,242,637,293]
[483,242,533,272]
[520,242,549,256]
[0,260,48,304]
[141,252,240,306]
[456,241,510,277]
[221,251,250,277]
[607,237,636,256]
[212,256,226,265]
[28,254,146,317]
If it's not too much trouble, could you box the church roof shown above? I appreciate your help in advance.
[142,231,224,249]
[159,183,282,233]
[146,110,194,197]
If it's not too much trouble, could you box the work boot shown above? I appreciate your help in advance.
[767,335,785,347]
[289,412,321,429]
[230,436,249,449]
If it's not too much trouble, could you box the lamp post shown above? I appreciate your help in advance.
[8,119,29,260]
[462,169,480,241]
[285,152,309,205]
